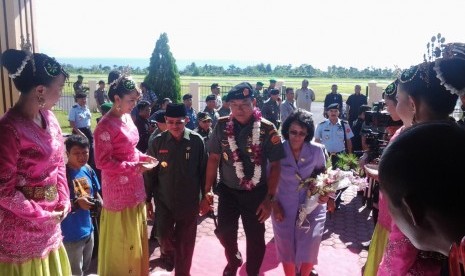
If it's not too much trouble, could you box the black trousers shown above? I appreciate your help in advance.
[216,184,267,276]
[156,202,197,276]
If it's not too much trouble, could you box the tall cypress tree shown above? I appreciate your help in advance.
[145,33,181,103]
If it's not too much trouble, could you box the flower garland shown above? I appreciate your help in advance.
[226,108,262,190]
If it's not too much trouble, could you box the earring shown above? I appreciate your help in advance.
[38,95,45,108]
[116,105,121,111]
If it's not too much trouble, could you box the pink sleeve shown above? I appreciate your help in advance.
[94,125,139,174]
[0,123,53,224]
[54,129,71,214]
[377,222,419,275]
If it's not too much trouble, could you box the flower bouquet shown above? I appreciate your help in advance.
[296,159,367,230]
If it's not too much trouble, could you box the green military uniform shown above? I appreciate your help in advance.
[193,127,212,148]
[261,98,281,129]
[208,82,285,275]
[148,127,207,274]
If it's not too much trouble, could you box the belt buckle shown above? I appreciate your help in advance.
[44,185,58,202]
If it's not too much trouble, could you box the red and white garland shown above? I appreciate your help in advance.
[225,109,262,190]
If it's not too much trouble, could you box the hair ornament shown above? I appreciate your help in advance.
[384,82,397,96]
[8,53,32,79]
[43,57,63,77]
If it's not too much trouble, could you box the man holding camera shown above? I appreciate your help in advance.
[61,135,102,276]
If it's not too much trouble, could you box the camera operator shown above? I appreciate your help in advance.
[62,135,102,276]
[350,105,372,155]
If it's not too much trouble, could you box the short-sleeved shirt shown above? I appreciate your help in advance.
[61,165,100,242]
[141,90,158,105]
[68,104,91,128]
[150,129,206,218]
[185,107,197,130]
[295,88,315,112]
[94,89,109,106]
[73,81,86,94]
[346,94,368,122]
[208,117,285,190]
[315,119,354,153]
[262,99,281,128]
[204,107,220,129]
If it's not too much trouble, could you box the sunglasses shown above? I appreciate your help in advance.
[289,130,307,137]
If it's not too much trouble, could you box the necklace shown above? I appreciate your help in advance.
[225,109,262,190]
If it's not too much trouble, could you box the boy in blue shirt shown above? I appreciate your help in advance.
[61,135,102,276]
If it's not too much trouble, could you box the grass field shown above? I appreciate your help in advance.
[67,74,393,102]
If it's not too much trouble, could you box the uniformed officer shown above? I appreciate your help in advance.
[315,103,354,209]
[73,75,89,95]
[315,103,354,167]
[204,94,220,128]
[261,88,281,129]
[194,111,213,147]
[262,79,277,103]
[147,103,207,274]
[199,82,285,276]
[254,81,265,109]
[69,93,94,167]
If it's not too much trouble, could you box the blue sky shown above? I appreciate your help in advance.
[36,0,465,70]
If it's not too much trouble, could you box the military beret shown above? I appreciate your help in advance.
[154,110,166,123]
[100,102,113,113]
[326,103,340,111]
[269,79,277,83]
[270,89,280,95]
[205,94,216,102]
[182,93,193,101]
[256,81,264,86]
[74,93,87,99]
[226,82,255,101]
[197,111,212,122]
[165,103,186,118]
[211,83,220,89]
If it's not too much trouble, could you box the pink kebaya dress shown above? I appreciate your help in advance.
[93,113,150,276]
[0,109,71,274]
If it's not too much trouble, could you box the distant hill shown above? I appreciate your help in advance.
[54,57,261,70]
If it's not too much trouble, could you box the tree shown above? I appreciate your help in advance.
[145,33,181,103]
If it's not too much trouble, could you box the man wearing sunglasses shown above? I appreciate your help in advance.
[147,103,207,274]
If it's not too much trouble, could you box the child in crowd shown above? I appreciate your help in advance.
[61,135,102,276]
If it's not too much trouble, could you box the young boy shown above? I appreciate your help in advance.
[61,135,102,276]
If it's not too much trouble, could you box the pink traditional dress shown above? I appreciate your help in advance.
[94,113,150,276]
[0,109,71,275]
[365,126,443,275]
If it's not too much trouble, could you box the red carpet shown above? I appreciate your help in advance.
[186,236,362,276]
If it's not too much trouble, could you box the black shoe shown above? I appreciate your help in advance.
[160,255,174,272]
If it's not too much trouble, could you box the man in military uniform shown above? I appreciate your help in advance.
[315,103,354,209]
[262,79,277,102]
[261,88,281,129]
[73,75,89,95]
[323,84,343,117]
[147,103,207,274]
[254,81,265,109]
[204,94,220,128]
[199,82,285,276]
[194,111,213,147]
[217,95,231,117]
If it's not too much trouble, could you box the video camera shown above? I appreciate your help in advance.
[364,102,403,128]
[88,197,102,218]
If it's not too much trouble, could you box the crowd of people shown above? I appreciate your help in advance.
[1,42,465,276]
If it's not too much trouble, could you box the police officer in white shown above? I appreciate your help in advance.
[315,103,353,209]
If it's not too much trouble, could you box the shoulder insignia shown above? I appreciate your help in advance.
[269,129,278,136]
[260,118,274,127]
[218,116,229,122]
[318,121,326,125]
[271,134,281,145]
[72,104,78,108]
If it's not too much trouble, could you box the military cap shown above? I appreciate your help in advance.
[154,110,166,123]
[197,111,212,122]
[269,79,277,83]
[182,93,193,101]
[98,80,105,85]
[270,89,280,95]
[100,102,113,113]
[205,94,216,102]
[165,103,186,118]
[77,75,84,79]
[226,82,255,102]
[74,93,87,99]
[211,83,220,89]
[326,103,340,111]
[256,81,264,86]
